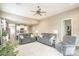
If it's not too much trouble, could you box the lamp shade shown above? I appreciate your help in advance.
[53,30,58,34]
[35,30,38,33]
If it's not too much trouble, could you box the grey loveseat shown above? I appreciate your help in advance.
[18,33,36,44]
[37,33,56,47]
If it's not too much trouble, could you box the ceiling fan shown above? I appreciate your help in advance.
[31,6,47,16]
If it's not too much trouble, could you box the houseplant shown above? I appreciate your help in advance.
[0,41,18,56]
[2,31,7,36]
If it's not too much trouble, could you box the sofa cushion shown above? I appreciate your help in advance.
[37,33,56,46]
[18,33,36,44]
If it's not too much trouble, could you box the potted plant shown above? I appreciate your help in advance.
[2,31,7,42]
[2,31,7,36]
[0,41,18,56]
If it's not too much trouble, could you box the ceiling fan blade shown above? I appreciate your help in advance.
[33,13,42,16]
[37,6,41,11]
[33,13,37,16]
[41,11,46,13]
[31,10,36,12]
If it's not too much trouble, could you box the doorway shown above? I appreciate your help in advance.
[64,19,72,36]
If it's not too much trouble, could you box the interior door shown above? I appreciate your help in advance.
[64,19,72,36]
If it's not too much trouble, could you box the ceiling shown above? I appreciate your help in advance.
[0,3,79,25]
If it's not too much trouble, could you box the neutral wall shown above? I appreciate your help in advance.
[32,7,79,45]
[0,11,38,25]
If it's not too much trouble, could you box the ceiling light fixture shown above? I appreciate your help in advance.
[31,6,47,16]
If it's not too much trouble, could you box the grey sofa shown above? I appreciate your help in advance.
[37,33,56,46]
[56,35,76,56]
[18,33,36,44]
